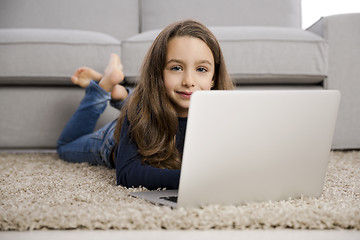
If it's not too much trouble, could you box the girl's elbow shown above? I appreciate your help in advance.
[116,168,140,188]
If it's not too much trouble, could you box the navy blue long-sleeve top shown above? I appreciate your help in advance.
[115,116,187,190]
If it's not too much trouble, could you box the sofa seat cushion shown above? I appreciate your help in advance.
[121,26,327,85]
[0,28,121,85]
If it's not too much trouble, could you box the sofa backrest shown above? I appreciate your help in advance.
[0,0,302,39]
[140,0,302,32]
[0,0,139,41]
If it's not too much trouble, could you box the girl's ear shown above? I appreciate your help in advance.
[211,80,215,88]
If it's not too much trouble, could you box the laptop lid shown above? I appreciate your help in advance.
[177,90,340,208]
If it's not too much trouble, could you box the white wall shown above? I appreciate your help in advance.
[302,0,360,28]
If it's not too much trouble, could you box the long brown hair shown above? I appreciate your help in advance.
[114,19,234,169]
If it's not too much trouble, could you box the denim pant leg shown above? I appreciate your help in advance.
[57,120,117,168]
[57,80,116,168]
[58,80,111,145]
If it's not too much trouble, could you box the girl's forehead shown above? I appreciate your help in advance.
[166,36,214,62]
[168,36,204,45]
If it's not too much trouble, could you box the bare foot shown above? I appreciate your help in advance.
[111,85,128,101]
[71,67,103,88]
[99,54,125,92]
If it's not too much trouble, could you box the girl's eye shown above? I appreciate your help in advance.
[197,67,207,73]
[170,66,182,71]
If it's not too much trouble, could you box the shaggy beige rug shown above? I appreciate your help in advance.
[0,151,359,231]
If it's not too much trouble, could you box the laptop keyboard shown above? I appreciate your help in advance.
[160,196,178,203]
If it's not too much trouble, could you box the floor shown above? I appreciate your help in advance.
[1,230,360,240]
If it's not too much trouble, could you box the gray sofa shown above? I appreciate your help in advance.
[0,0,358,149]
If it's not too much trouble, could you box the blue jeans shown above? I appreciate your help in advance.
[57,80,126,168]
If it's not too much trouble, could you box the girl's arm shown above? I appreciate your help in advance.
[115,116,180,190]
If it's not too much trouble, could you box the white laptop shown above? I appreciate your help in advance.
[129,90,341,208]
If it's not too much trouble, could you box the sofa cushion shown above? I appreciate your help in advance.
[121,26,328,85]
[0,0,139,41]
[140,0,302,32]
[216,27,328,84]
[0,28,121,85]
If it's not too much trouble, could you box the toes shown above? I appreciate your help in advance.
[111,53,120,61]
[72,67,84,77]
[110,54,122,67]
[70,75,78,84]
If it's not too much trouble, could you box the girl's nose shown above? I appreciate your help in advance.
[182,71,195,87]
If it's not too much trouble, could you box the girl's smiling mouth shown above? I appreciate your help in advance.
[177,91,193,99]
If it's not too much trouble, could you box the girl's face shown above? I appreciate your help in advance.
[163,36,215,118]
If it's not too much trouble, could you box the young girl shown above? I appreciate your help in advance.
[57,20,234,190]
